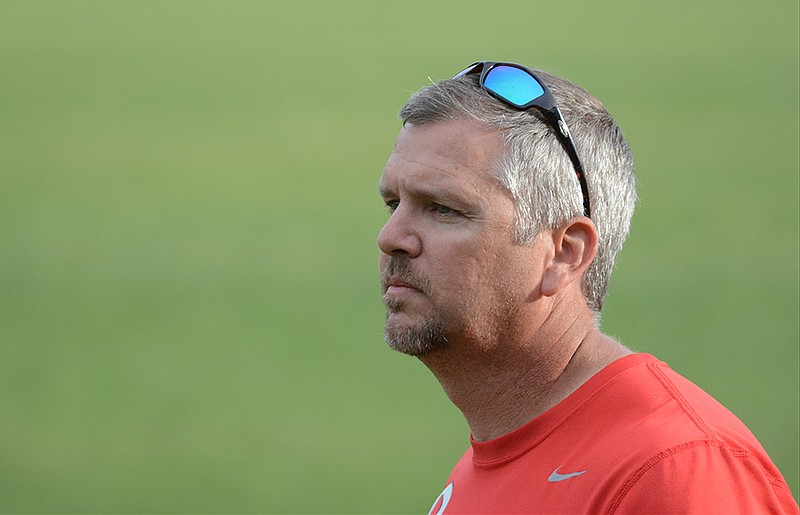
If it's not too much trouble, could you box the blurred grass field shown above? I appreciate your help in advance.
[1,1,797,512]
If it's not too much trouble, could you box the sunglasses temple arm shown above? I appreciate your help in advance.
[572,156,592,218]
[545,109,592,218]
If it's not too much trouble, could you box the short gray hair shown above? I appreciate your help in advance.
[399,67,637,317]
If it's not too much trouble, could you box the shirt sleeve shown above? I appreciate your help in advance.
[607,440,799,514]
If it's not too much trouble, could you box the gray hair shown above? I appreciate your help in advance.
[399,68,637,317]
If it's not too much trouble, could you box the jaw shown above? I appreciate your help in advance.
[383,308,449,357]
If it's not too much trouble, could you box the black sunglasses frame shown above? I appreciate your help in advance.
[455,61,591,218]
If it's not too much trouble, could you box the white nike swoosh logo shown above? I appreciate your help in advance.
[548,467,587,482]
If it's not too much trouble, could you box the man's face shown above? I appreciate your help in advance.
[378,119,544,356]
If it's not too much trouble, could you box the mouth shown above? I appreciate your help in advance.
[383,277,422,296]
[380,258,430,304]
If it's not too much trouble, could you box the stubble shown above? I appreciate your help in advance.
[381,257,449,356]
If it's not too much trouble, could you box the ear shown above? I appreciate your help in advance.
[540,217,599,297]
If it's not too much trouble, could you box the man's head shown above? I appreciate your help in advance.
[378,62,636,355]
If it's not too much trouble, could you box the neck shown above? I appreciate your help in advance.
[419,305,630,442]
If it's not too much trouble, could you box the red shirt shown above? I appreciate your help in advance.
[428,354,798,514]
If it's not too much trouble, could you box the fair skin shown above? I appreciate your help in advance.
[378,119,630,441]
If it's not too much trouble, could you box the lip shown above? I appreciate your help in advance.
[383,278,422,296]
[386,284,419,295]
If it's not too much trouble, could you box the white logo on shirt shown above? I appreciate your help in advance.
[548,466,588,482]
[428,482,454,515]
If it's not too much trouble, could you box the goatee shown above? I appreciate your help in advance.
[381,257,448,356]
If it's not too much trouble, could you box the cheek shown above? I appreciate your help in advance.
[433,241,484,279]
[429,241,508,300]
[476,242,539,302]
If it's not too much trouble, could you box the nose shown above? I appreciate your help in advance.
[377,206,422,258]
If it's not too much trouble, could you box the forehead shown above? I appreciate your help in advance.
[380,119,504,194]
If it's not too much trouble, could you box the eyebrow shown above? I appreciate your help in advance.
[378,184,393,198]
[378,181,479,215]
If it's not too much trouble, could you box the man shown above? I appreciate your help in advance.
[377,61,798,514]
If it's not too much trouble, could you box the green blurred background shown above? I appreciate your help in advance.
[1,1,797,512]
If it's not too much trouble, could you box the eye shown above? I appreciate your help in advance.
[433,203,455,216]
[385,199,400,213]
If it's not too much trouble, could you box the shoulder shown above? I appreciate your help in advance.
[593,356,797,513]
[605,438,798,514]
[585,355,764,449]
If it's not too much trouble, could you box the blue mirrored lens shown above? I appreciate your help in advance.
[483,65,544,108]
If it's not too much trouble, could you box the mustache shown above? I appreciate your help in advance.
[380,257,431,297]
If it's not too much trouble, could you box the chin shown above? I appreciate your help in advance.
[383,312,448,356]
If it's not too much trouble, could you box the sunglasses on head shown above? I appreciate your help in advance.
[454,61,591,218]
